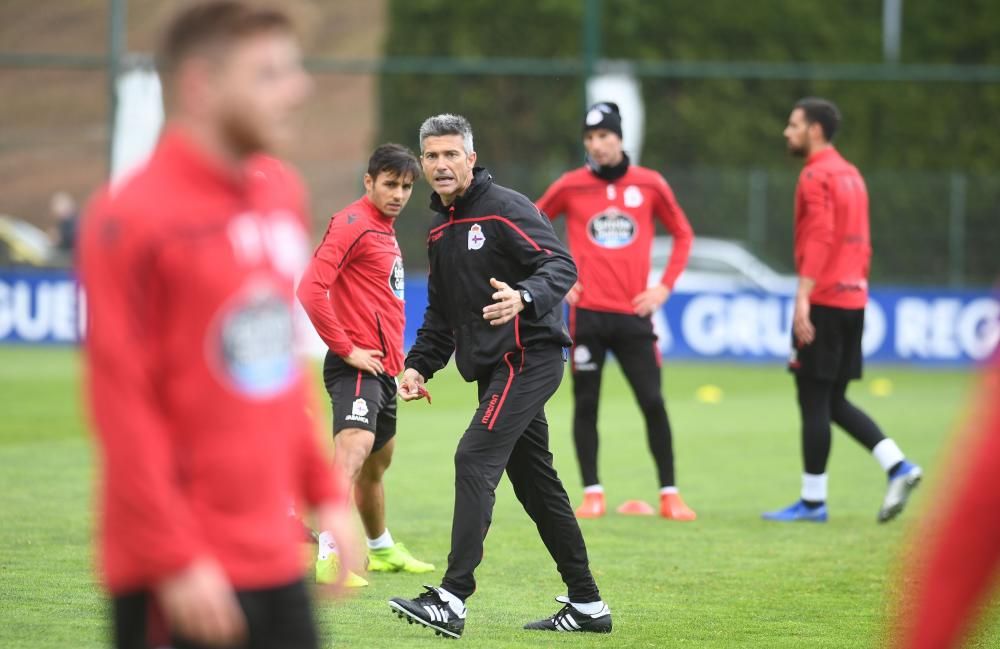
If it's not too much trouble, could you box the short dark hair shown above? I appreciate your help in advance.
[156,1,294,80]
[367,143,420,181]
[795,97,841,141]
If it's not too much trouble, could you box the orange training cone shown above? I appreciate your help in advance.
[616,499,655,516]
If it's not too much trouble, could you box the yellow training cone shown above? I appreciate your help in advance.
[695,384,723,404]
[869,377,893,397]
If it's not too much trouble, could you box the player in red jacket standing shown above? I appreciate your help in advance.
[78,3,357,648]
[763,97,922,524]
[537,102,697,520]
[298,144,435,587]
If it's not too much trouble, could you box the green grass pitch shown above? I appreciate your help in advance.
[2,347,998,648]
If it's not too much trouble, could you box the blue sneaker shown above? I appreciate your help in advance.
[878,461,922,523]
[761,500,828,523]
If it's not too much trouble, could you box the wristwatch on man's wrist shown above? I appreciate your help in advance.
[519,289,533,305]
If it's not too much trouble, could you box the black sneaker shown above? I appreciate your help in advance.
[524,596,612,633]
[388,585,465,639]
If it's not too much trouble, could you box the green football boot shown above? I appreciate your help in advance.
[367,543,435,574]
[316,552,369,587]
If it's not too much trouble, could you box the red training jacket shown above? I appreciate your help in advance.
[537,164,693,314]
[79,128,343,595]
[297,196,405,376]
[896,357,1000,649]
[794,147,871,309]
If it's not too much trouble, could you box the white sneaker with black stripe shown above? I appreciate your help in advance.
[523,596,612,633]
[388,585,466,639]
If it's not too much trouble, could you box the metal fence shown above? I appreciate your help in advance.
[1,0,998,287]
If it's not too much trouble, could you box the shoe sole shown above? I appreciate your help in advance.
[761,514,827,523]
[524,619,613,633]
[368,564,436,574]
[388,601,461,639]
[878,473,922,523]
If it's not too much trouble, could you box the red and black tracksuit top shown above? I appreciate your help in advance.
[794,147,871,310]
[405,167,577,383]
[78,128,343,595]
[297,195,406,376]
[536,163,693,314]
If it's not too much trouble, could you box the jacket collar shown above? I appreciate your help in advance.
[359,195,396,226]
[806,146,840,166]
[429,167,493,214]
[586,152,630,182]
[154,126,250,193]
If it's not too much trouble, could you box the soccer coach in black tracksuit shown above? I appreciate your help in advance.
[388,114,611,639]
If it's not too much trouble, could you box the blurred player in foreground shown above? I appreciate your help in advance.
[537,101,697,521]
[79,2,357,647]
[298,143,435,588]
[763,97,922,523]
[892,357,1000,648]
[387,114,611,638]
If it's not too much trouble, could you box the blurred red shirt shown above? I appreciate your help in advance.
[79,128,343,594]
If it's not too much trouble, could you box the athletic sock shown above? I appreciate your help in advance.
[570,600,607,615]
[660,486,678,495]
[801,472,828,505]
[872,439,905,473]
[435,587,467,617]
[367,529,394,550]
[583,484,604,494]
[317,531,336,560]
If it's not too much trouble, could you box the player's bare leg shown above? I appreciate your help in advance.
[355,436,393,539]
[357,437,435,573]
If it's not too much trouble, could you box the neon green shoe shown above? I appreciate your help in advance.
[315,552,369,587]
[367,543,435,574]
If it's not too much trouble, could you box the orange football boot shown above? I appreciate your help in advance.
[660,492,697,521]
[575,491,606,518]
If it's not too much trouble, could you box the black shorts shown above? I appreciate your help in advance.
[569,307,660,374]
[789,304,864,382]
[323,352,397,452]
[113,578,318,649]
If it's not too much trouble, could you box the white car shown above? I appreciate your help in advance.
[652,236,797,295]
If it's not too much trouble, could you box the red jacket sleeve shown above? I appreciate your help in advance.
[536,175,568,221]
[297,216,357,358]
[651,173,694,289]
[895,363,1000,649]
[796,170,835,280]
[80,195,207,586]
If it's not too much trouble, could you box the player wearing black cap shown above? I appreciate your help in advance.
[537,102,698,521]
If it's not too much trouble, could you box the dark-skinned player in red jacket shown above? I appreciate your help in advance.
[536,102,697,521]
[298,143,435,587]
[78,3,358,648]
[763,97,922,523]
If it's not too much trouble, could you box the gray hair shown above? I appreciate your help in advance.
[418,113,474,154]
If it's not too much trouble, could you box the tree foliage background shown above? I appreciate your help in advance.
[379,0,1000,285]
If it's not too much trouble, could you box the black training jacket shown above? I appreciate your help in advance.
[405,167,577,383]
